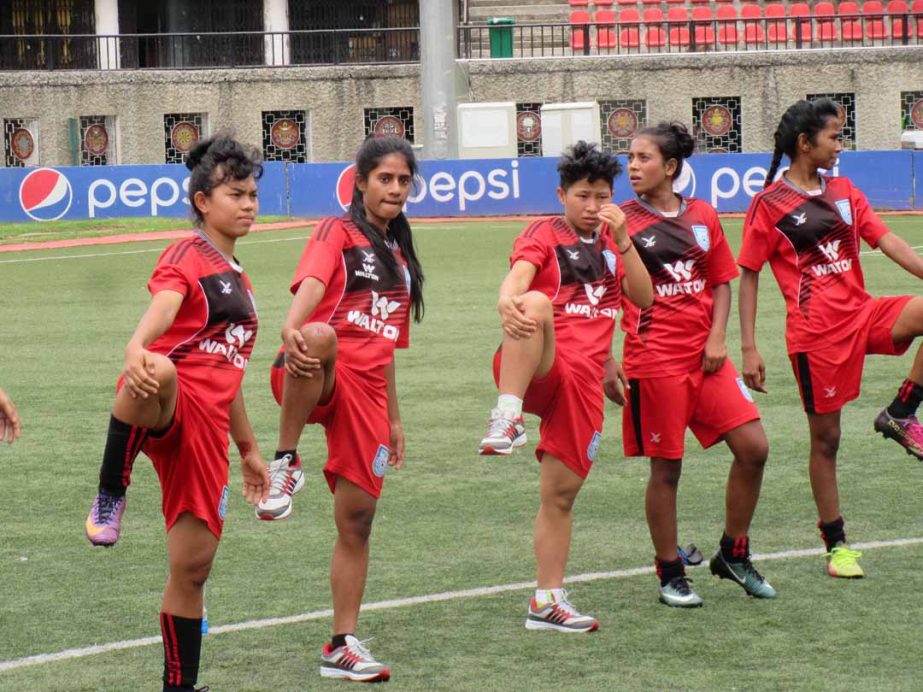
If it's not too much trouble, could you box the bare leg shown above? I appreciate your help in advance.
[277,323,337,451]
[646,458,682,562]
[330,477,377,635]
[722,420,769,538]
[498,291,556,397]
[534,455,585,588]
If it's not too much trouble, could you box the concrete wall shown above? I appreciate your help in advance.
[1,47,921,165]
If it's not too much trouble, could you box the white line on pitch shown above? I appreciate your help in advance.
[1,535,921,674]
[860,244,923,257]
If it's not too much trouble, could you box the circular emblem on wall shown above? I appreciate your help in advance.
[607,108,638,138]
[10,127,34,161]
[911,99,923,129]
[701,105,733,137]
[270,118,300,149]
[516,111,542,142]
[84,124,109,156]
[171,122,199,153]
[708,147,729,154]
[373,115,405,138]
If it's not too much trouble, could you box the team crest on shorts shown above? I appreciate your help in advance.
[835,200,852,225]
[692,225,710,252]
[218,485,229,520]
[587,431,602,462]
[602,249,617,275]
[372,445,389,478]
[736,377,755,403]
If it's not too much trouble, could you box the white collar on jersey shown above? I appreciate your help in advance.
[781,173,826,196]
[636,193,687,218]
[195,230,243,273]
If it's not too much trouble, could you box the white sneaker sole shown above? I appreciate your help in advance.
[525,617,599,633]
[319,665,390,681]
[479,433,527,456]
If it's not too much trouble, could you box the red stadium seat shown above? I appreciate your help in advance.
[595,9,618,48]
[716,0,735,4]
[789,3,813,43]
[667,7,691,45]
[814,2,839,41]
[569,0,590,6]
[690,0,710,5]
[717,6,739,44]
[595,0,614,5]
[644,8,667,46]
[839,1,863,40]
[741,5,765,43]
[619,8,642,48]
[617,0,636,6]
[692,6,716,45]
[642,0,661,6]
[666,0,686,4]
[913,0,923,37]
[888,0,908,38]
[863,0,889,38]
[765,3,788,44]
[570,10,591,51]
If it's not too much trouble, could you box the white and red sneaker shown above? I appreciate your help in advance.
[525,591,599,633]
[479,408,527,455]
[320,635,391,682]
[255,454,304,520]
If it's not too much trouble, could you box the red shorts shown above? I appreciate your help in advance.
[492,349,603,479]
[271,360,390,498]
[790,295,912,415]
[142,383,231,540]
[622,360,760,459]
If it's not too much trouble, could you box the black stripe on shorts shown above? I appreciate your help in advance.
[795,352,816,414]
[629,378,644,456]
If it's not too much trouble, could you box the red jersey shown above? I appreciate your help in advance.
[738,176,891,354]
[147,233,259,428]
[284,216,410,385]
[511,217,624,381]
[620,197,739,378]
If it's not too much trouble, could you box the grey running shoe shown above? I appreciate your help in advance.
[320,635,391,682]
[479,408,527,455]
[255,454,305,521]
[525,591,599,633]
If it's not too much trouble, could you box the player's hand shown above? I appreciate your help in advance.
[122,344,160,399]
[702,333,728,374]
[388,421,405,470]
[498,294,537,339]
[239,446,269,505]
[598,204,629,247]
[282,326,322,378]
[742,347,767,393]
[603,359,629,406]
[0,388,21,445]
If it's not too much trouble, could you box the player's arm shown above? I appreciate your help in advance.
[703,283,730,374]
[122,290,184,399]
[498,260,539,339]
[598,203,653,309]
[281,277,327,378]
[739,268,767,393]
[602,355,628,407]
[229,388,269,505]
[0,387,21,445]
[876,232,923,280]
[384,357,404,469]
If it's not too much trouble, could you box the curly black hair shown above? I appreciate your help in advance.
[557,140,623,190]
[186,134,263,227]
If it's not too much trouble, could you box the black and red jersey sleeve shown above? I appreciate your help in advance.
[849,182,890,249]
[511,219,552,269]
[291,217,346,294]
[738,194,773,272]
[148,242,196,297]
[705,206,739,285]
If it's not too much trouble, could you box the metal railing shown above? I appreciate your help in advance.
[458,13,922,59]
[0,27,420,70]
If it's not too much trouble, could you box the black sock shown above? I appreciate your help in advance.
[331,633,353,650]
[720,533,750,562]
[274,449,299,466]
[887,379,923,419]
[818,516,846,551]
[98,415,148,497]
[161,612,202,691]
[655,557,685,586]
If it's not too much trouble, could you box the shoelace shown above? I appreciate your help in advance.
[268,456,295,495]
[487,409,517,438]
[669,576,695,595]
[553,592,580,617]
[94,494,122,523]
[737,559,765,583]
[344,637,376,663]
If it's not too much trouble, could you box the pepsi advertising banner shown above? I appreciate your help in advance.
[1,151,920,223]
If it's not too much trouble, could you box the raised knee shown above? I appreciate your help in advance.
[520,291,553,321]
[147,353,177,387]
[300,322,338,359]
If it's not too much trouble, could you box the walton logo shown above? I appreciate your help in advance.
[225,323,254,347]
[346,292,402,340]
[371,291,400,321]
[818,240,840,262]
[19,168,73,221]
[199,322,253,369]
[584,283,606,306]
[663,259,694,282]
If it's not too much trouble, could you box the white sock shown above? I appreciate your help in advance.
[534,588,564,606]
[497,394,523,417]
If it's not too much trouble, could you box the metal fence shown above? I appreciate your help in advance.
[0,27,420,70]
[458,13,923,59]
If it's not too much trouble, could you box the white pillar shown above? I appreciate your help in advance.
[94,0,120,69]
[420,0,459,159]
[263,0,290,66]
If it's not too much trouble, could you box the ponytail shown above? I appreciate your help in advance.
[764,98,840,189]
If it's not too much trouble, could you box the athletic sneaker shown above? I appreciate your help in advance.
[525,591,599,633]
[84,491,127,547]
[709,551,777,598]
[658,576,703,608]
[256,454,305,521]
[825,544,865,578]
[874,409,923,460]
[320,635,391,682]
[478,408,527,455]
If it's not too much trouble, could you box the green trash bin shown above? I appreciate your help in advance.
[487,16,515,58]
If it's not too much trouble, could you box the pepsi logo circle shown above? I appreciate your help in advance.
[19,168,73,221]
[672,160,696,198]
[336,164,356,211]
